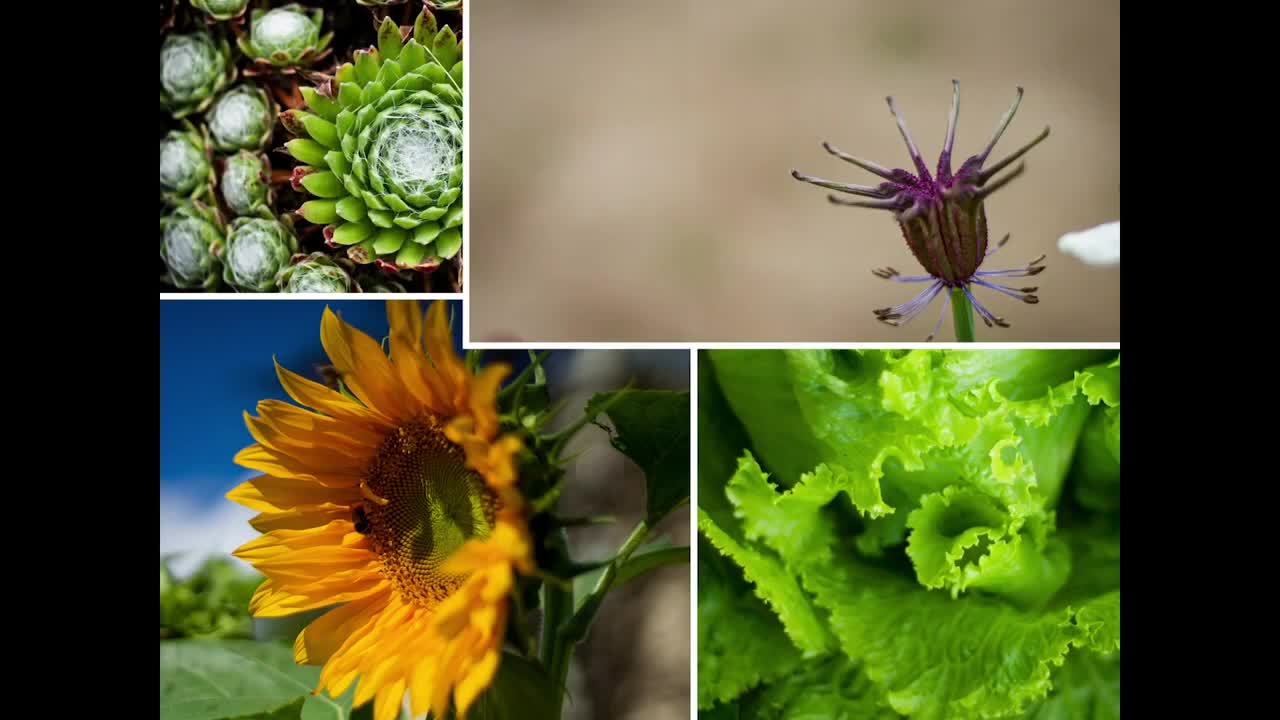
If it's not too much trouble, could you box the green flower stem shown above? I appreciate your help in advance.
[951,288,976,342]
[539,529,572,673]
[546,520,651,718]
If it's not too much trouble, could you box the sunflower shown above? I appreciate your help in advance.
[227,301,533,720]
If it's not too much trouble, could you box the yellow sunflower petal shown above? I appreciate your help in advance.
[255,400,384,450]
[243,413,374,474]
[455,647,501,717]
[468,363,510,439]
[249,506,351,533]
[424,301,468,407]
[320,307,413,422]
[275,358,394,430]
[227,476,359,514]
[373,678,406,720]
[234,444,362,486]
[250,576,387,617]
[294,589,390,665]
[387,304,446,415]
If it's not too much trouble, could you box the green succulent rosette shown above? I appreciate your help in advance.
[160,121,214,204]
[356,274,407,293]
[282,10,462,272]
[238,3,333,74]
[275,252,357,293]
[219,150,274,218]
[160,31,235,118]
[220,216,300,291]
[161,201,226,291]
[206,83,277,152]
[191,0,249,22]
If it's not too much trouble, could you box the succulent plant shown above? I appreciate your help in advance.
[206,83,277,152]
[160,31,235,118]
[356,274,407,293]
[275,252,356,292]
[283,11,462,272]
[221,216,300,291]
[191,0,249,22]
[238,4,333,74]
[161,202,225,290]
[356,0,409,6]
[220,151,274,217]
[160,122,214,204]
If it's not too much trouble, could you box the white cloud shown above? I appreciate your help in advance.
[159,478,259,578]
[1058,221,1119,266]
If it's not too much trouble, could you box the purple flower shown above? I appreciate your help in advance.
[792,81,1050,339]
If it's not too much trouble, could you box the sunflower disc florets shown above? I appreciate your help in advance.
[283,10,462,272]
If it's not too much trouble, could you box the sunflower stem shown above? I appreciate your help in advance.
[547,520,651,718]
[951,288,976,341]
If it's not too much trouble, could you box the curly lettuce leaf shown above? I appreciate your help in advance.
[698,350,1120,718]
[697,536,802,709]
[720,450,1120,720]
[739,655,900,719]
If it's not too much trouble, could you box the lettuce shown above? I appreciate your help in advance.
[698,350,1120,719]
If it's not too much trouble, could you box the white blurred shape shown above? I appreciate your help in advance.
[159,481,258,578]
[1057,221,1119,266]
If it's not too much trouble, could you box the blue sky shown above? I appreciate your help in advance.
[159,300,463,503]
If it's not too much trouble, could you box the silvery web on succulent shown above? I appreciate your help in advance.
[160,1,464,293]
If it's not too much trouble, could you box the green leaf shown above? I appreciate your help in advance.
[739,655,899,719]
[697,537,801,710]
[570,536,687,609]
[1022,650,1119,720]
[469,652,558,720]
[159,639,351,720]
[376,17,402,61]
[286,139,328,167]
[435,227,462,258]
[587,390,690,524]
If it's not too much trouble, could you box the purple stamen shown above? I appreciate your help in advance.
[822,142,902,181]
[791,170,890,198]
[972,277,1039,304]
[875,281,945,325]
[938,79,960,180]
[926,289,952,342]
[977,87,1025,164]
[828,194,907,210]
[963,285,1011,328]
[886,96,934,181]
[978,126,1050,184]
[975,163,1026,200]
[985,233,1011,257]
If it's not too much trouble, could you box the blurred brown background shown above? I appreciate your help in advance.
[469,0,1120,342]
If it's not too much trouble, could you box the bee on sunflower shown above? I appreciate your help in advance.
[225,301,619,720]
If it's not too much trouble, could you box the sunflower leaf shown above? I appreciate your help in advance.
[586,389,691,524]
[159,639,352,720]
[470,652,558,720]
